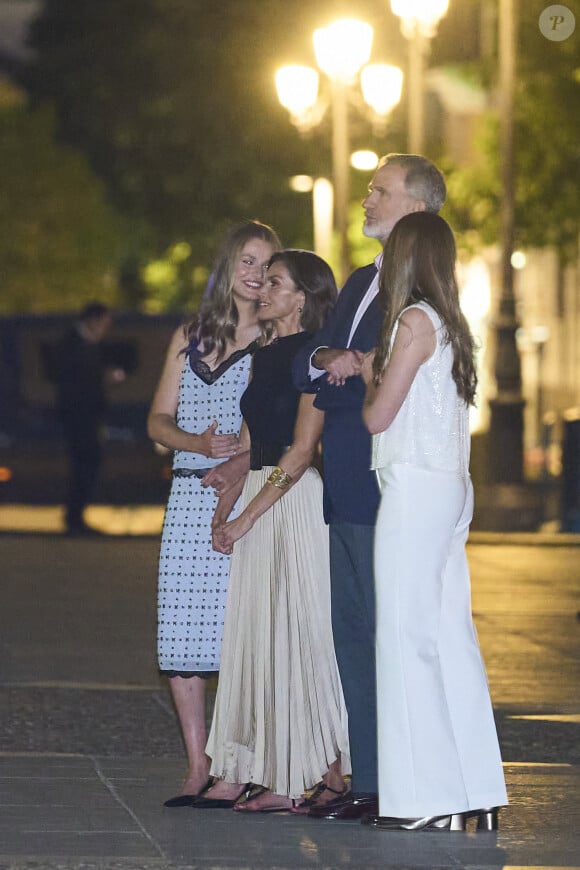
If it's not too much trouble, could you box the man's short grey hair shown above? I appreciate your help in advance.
[378,153,446,213]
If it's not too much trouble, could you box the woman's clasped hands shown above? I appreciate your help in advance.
[212,513,253,555]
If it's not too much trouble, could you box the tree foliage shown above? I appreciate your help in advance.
[11,0,579,314]
[0,82,143,314]
[25,0,325,256]
[513,5,580,258]
[444,1,580,261]
[24,0,406,277]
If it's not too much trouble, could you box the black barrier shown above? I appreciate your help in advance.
[561,410,580,532]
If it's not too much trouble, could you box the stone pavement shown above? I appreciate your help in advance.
[0,516,579,869]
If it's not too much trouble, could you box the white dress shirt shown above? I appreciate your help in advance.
[309,252,383,380]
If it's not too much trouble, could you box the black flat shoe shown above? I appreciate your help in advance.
[163,778,213,808]
[192,782,251,809]
[163,794,198,808]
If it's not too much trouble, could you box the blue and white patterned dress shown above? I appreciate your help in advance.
[157,342,255,673]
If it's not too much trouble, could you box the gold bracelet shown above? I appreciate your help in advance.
[267,465,293,490]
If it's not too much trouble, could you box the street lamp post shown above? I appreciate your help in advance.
[488,0,524,484]
[276,18,402,284]
[312,19,373,283]
[390,0,449,154]
[289,174,334,265]
[312,177,334,264]
[329,78,350,283]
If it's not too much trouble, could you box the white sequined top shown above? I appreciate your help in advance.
[371,302,470,479]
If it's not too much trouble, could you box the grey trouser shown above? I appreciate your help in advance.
[329,521,378,795]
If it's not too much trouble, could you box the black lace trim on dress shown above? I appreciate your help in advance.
[187,339,259,385]
[173,468,212,479]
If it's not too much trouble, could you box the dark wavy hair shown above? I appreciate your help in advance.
[373,212,477,406]
[186,220,281,358]
[260,249,337,343]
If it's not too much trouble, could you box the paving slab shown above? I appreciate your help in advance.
[0,531,578,869]
[0,756,578,869]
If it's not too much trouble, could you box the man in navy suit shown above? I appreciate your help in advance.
[293,154,446,820]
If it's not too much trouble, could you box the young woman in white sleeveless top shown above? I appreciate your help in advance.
[361,212,507,832]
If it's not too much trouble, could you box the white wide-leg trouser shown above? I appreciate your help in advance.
[374,463,508,818]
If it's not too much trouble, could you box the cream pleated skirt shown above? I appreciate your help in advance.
[206,466,351,798]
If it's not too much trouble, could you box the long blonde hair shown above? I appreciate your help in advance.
[373,212,477,405]
[186,220,281,359]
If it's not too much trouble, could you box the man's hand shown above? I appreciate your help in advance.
[314,348,364,386]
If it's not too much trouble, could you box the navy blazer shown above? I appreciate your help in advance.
[292,263,382,525]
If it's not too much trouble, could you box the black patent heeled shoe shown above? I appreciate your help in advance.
[163,777,213,808]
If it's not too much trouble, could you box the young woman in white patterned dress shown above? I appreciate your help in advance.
[148,221,280,806]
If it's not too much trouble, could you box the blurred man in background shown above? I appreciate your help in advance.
[55,302,117,536]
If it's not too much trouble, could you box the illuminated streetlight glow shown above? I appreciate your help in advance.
[313,177,334,263]
[390,0,449,38]
[313,18,373,84]
[275,65,319,119]
[511,250,527,270]
[530,324,550,344]
[287,175,333,262]
[458,256,492,434]
[360,64,404,117]
[459,257,491,323]
[390,0,449,153]
[350,150,379,171]
[311,17,375,281]
[289,175,314,193]
[276,17,401,282]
